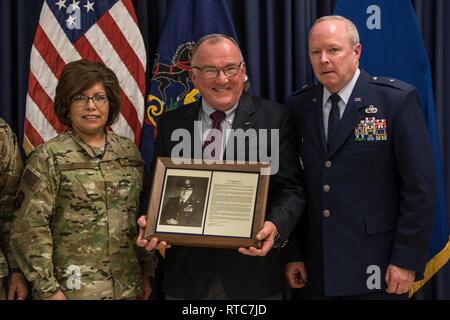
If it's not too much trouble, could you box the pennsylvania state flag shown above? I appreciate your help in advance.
[334,0,450,297]
[140,0,238,173]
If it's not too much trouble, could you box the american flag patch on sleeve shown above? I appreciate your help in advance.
[22,168,41,191]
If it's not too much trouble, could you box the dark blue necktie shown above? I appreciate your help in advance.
[327,94,341,150]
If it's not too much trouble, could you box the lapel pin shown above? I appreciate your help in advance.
[354,97,362,102]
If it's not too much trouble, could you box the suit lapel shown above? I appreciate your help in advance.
[304,86,327,159]
[181,100,202,159]
[224,93,255,160]
[328,70,370,157]
[182,100,202,123]
[231,93,256,131]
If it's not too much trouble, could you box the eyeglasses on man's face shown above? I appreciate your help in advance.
[71,94,108,106]
[191,61,244,79]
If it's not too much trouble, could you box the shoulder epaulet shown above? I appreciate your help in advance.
[33,131,71,153]
[0,118,13,136]
[109,132,141,158]
[290,83,316,97]
[27,140,52,160]
[110,132,134,148]
[369,76,414,91]
[0,118,7,130]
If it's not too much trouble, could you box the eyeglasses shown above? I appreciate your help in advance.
[191,61,244,79]
[71,94,108,106]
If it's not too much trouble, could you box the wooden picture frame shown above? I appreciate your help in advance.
[144,157,271,248]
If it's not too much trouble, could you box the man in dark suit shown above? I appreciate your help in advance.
[137,34,305,299]
[284,16,436,299]
[160,178,203,227]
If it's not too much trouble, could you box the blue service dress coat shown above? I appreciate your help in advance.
[152,92,305,299]
[285,69,436,296]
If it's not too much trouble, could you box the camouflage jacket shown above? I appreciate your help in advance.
[0,118,23,278]
[10,130,156,299]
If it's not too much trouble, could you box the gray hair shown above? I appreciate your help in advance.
[309,15,360,46]
[191,34,244,63]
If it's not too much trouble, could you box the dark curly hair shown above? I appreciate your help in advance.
[54,59,121,127]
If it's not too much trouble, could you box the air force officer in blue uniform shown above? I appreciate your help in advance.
[285,16,436,299]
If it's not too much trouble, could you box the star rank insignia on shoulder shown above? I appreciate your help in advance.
[289,83,316,97]
[370,76,413,91]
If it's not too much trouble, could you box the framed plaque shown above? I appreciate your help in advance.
[144,157,271,248]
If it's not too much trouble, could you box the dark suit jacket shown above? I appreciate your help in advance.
[285,69,436,297]
[154,92,305,299]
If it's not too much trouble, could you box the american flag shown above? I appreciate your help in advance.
[24,0,146,154]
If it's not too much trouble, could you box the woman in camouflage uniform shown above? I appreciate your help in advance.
[0,118,28,300]
[10,60,156,300]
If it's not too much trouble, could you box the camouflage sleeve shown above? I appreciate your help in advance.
[0,121,23,277]
[9,147,60,297]
[126,141,158,278]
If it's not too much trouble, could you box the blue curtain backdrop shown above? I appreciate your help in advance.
[0,0,448,299]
